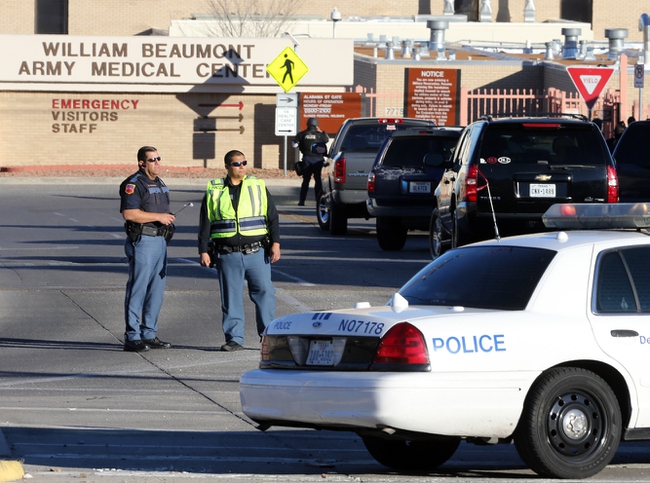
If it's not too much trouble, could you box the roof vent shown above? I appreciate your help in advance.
[561,28,581,59]
[605,28,628,59]
[479,0,492,22]
[524,0,535,23]
[545,41,554,60]
[427,20,449,52]
[641,14,650,62]
[386,40,395,60]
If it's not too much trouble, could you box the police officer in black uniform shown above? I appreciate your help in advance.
[119,146,175,352]
[292,118,329,205]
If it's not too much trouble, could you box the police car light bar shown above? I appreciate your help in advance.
[542,203,650,229]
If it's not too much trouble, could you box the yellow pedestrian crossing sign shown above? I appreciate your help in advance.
[267,47,309,93]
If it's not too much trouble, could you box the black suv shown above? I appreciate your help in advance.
[317,117,436,235]
[612,120,650,201]
[367,126,463,251]
[429,115,619,258]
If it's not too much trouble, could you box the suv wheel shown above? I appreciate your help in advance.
[329,202,348,235]
[429,208,449,259]
[316,191,330,231]
[377,217,408,251]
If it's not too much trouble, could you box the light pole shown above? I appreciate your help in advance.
[331,7,341,38]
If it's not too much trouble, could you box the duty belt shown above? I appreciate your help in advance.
[141,225,166,237]
[216,240,262,255]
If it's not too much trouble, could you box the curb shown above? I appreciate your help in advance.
[0,431,23,482]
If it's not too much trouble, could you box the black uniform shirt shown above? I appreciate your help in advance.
[119,170,171,228]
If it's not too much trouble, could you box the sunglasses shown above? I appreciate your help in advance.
[146,156,162,163]
[230,160,247,167]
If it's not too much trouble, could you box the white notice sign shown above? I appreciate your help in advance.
[275,106,297,136]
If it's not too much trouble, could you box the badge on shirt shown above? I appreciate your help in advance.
[125,184,136,195]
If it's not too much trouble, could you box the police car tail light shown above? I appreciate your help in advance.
[466,164,479,202]
[368,172,376,192]
[542,202,650,229]
[334,157,346,184]
[372,323,429,366]
[606,165,619,203]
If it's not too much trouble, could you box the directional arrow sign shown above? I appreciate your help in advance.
[567,66,615,110]
[276,93,298,107]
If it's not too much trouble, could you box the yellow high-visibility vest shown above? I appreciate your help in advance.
[206,176,269,239]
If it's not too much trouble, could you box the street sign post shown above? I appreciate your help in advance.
[566,66,615,117]
[275,93,298,176]
[635,62,645,120]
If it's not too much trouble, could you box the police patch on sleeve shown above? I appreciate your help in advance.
[125,184,136,195]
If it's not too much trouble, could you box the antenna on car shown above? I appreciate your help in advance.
[477,170,501,242]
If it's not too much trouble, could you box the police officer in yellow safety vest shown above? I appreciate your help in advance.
[198,150,281,352]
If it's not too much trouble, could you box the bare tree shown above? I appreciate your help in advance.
[205,0,302,37]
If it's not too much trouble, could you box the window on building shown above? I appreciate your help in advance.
[561,0,592,24]
[35,0,68,34]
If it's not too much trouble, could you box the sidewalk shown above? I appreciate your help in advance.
[0,431,23,482]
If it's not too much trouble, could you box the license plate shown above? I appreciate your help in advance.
[306,340,334,366]
[409,181,431,193]
[530,183,556,197]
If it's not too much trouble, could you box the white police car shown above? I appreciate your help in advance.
[240,203,650,479]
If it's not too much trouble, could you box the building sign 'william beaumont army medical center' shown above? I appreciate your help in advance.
[0,35,355,168]
[0,35,352,92]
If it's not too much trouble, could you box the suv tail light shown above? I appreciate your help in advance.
[466,164,479,202]
[367,172,376,192]
[334,156,346,184]
[372,322,429,366]
[607,165,619,203]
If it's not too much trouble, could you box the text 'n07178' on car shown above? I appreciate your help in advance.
[241,203,650,479]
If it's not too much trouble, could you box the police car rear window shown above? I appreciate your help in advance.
[399,246,556,310]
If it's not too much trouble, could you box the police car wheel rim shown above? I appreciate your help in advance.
[546,389,605,458]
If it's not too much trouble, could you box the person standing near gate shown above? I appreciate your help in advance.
[198,150,281,351]
[120,146,175,352]
[292,118,329,206]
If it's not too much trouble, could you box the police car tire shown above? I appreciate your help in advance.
[514,367,621,479]
[316,191,330,231]
[429,207,449,259]
[361,434,461,471]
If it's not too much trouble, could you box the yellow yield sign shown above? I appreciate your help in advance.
[267,47,309,93]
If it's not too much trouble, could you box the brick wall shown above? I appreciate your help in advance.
[1,0,35,34]
[0,91,291,169]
